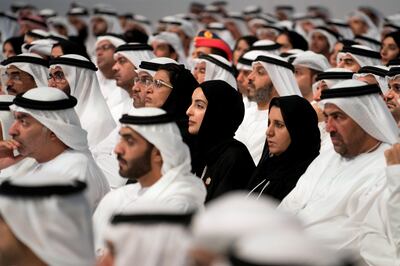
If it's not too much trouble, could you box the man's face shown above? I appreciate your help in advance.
[152,41,175,59]
[0,215,26,265]
[349,17,368,35]
[313,80,328,102]
[323,103,372,158]
[8,112,51,159]
[193,61,206,84]
[337,54,361,72]
[276,34,292,53]
[51,45,64,58]
[310,32,330,55]
[247,63,274,103]
[91,17,108,36]
[5,66,37,95]
[294,66,314,99]
[112,55,137,91]
[236,69,252,96]
[192,47,212,59]
[132,71,152,108]
[114,126,153,179]
[96,40,116,72]
[385,78,400,123]
[48,67,71,95]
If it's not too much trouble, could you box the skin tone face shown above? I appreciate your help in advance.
[112,55,138,93]
[48,67,71,95]
[91,17,108,36]
[247,63,277,109]
[186,87,208,135]
[236,69,252,96]
[294,66,315,102]
[337,54,361,72]
[313,80,328,102]
[2,42,16,59]
[385,78,400,124]
[5,66,37,95]
[193,61,206,84]
[329,42,343,67]
[267,106,291,156]
[8,112,51,161]
[51,45,64,58]
[323,103,379,158]
[349,17,368,35]
[96,40,116,77]
[68,16,86,31]
[233,39,250,66]
[381,36,400,65]
[145,70,173,108]
[310,32,330,57]
[152,42,177,60]
[114,126,153,179]
[192,46,212,59]
[276,34,292,53]
[132,71,152,108]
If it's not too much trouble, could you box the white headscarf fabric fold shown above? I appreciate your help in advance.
[150,31,187,66]
[320,79,399,144]
[114,43,155,69]
[0,95,15,140]
[5,53,49,87]
[254,54,302,96]
[195,54,237,89]
[50,54,116,148]
[9,87,89,151]
[290,51,331,72]
[104,203,192,266]
[337,45,382,68]
[0,175,95,266]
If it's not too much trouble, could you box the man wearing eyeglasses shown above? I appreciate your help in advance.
[111,43,154,109]
[1,53,49,95]
[95,34,126,122]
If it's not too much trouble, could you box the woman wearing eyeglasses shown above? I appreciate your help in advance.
[186,80,255,202]
[145,63,199,157]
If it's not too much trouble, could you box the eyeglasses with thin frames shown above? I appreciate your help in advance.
[48,71,66,83]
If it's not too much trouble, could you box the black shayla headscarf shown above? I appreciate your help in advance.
[247,95,320,201]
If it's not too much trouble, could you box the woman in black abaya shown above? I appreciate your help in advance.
[187,80,255,202]
[247,95,320,201]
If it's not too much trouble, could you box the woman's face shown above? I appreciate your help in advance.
[276,34,292,53]
[381,36,399,65]
[186,87,208,135]
[267,106,291,156]
[233,39,250,66]
[2,42,16,59]
[145,69,173,108]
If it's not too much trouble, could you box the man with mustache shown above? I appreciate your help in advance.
[112,43,154,109]
[2,53,48,95]
[92,107,206,255]
[385,67,400,127]
[235,52,302,164]
[279,80,399,264]
[0,87,109,213]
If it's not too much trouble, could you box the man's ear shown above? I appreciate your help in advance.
[49,131,58,140]
[152,147,163,164]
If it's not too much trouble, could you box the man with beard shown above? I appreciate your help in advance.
[92,107,206,254]
[279,80,399,264]
[384,67,400,127]
[112,43,154,109]
[235,53,301,164]
[2,53,49,95]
